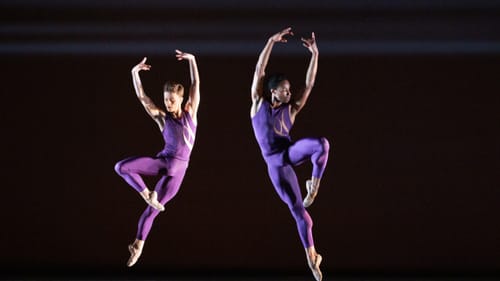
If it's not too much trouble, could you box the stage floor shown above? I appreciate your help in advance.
[3,275,499,281]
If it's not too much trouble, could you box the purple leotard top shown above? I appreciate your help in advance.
[251,99,293,157]
[157,111,197,161]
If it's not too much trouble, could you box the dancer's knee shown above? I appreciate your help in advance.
[114,161,124,175]
[319,137,330,154]
[143,207,161,221]
[291,204,304,218]
[290,203,312,226]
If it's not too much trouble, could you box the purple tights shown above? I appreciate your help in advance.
[266,137,330,248]
[114,156,187,240]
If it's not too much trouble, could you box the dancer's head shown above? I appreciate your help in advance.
[266,73,291,104]
[163,81,184,113]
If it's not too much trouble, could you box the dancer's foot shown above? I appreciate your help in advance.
[307,251,323,281]
[146,191,165,211]
[303,180,319,208]
[140,189,165,211]
[127,243,143,267]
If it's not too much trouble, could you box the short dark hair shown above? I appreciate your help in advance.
[163,81,184,97]
[266,73,288,92]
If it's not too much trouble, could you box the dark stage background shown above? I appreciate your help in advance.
[1,0,499,279]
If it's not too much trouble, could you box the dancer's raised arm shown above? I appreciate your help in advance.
[251,27,294,106]
[131,57,165,130]
[176,50,200,125]
[291,32,319,119]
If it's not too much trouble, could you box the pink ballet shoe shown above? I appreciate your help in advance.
[303,180,319,208]
[127,244,142,267]
[144,191,165,211]
[308,253,323,281]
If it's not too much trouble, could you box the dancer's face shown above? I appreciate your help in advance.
[271,80,291,104]
[164,91,182,113]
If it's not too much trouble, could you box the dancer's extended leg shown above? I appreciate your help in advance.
[127,173,184,267]
[267,164,314,248]
[267,164,322,280]
[136,174,184,240]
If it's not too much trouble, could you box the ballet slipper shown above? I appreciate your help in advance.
[307,252,323,281]
[127,244,143,267]
[303,180,319,208]
[146,191,165,211]
[141,190,165,211]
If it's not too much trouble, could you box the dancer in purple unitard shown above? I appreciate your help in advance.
[114,50,200,267]
[250,28,330,281]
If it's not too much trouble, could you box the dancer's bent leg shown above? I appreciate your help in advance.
[287,137,330,207]
[114,156,167,210]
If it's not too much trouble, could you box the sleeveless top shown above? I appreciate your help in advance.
[157,110,197,161]
[251,99,293,158]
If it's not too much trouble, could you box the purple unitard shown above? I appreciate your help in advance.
[251,99,329,248]
[115,110,196,240]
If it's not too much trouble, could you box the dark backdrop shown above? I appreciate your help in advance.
[1,0,499,278]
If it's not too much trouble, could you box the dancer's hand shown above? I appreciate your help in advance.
[175,49,195,61]
[132,57,151,72]
[301,32,318,54]
[270,27,294,43]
